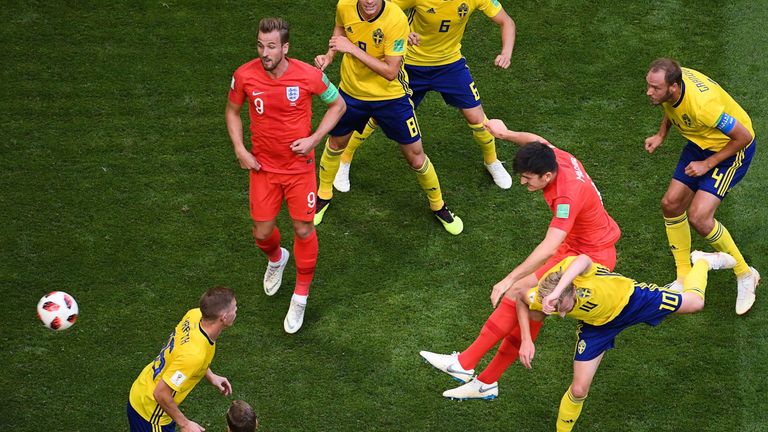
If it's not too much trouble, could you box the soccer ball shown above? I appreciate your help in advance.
[37,291,79,331]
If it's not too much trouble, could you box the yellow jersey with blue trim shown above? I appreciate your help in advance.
[129,308,216,425]
[336,0,410,101]
[394,0,503,66]
[662,67,754,151]
[527,256,635,326]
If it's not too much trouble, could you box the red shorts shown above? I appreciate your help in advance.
[534,242,617,279]
[249,169,316,223]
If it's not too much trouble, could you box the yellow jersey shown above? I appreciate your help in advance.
[393,0,503,66]
[662,67,754,151]
[129,308,216,426]
[528,256,635,326]
[336,0,410,101]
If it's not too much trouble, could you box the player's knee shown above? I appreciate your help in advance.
[251,226,273,241]
[570,382,590,399]
[403,148,426,169]
[292,222,315,239]
[687,210,714,236]
[660,195,685,216]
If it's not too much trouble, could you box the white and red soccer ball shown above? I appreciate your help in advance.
[37,291,79,331]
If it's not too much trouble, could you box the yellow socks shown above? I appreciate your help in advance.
[557,386,586,432]
[318,140,344,200]
[664,213,692,280]
[468,117,497,165]
[683,259,709,300]
[341,119,377,164]
[705,220,749,276]
[413,156,444,211]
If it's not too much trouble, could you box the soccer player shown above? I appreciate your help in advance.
[645,58,760,314]
[514,251,736,432]
[226,400,259,432]
[313,0,463,235]
[419,119,621,399]
[226,18,346,333]
[127,286,237,432]
[332,0,517,192]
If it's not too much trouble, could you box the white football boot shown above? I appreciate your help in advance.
[333,162,351,193]
[419,351,474,383]
[263,247,289,296]
[735,267,760,315]
[283,298,306,334]
[443,377,498,401]
[484,160,512,189]
[690,250,736,270]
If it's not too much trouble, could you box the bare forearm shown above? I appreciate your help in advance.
[310,101,346,144]
[657,113,671,139]
[499,17,515,57]
[225,108,247,152]
[155,388,189,427]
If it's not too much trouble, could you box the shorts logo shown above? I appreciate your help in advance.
[556,204,570,219]
[682,113,692,127]
[372,28,384,47]
[577,339,586,354]
[230,76,235,90]
[286,86,300,104]
[458,3,469,19]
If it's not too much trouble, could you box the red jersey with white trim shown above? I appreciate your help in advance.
[229,57,329,174]
[543,146,621,250]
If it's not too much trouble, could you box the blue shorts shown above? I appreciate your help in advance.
[573,285,682,361]
[329,90,421,144]
[673,139,756,200]
[405,58,481,110]
[127,402,176,432]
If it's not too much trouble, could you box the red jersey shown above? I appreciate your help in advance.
[229,57,330,174]
[543,146,621,250]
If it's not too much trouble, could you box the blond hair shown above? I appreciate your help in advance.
[536,271,575,305]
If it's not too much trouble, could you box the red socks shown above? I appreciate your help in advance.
[478,320,542,383]
[457,296,544,382]
[254,226,282,262]
[458,297,519,369]
[293,229,318,296]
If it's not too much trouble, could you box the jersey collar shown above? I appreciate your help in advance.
[357,0,385,23]
[199,323,215,345]
[672,80,685,108]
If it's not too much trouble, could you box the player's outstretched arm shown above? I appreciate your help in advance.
[483,119,551,146]
[490,8,515,69]
[225,100,260,170]
[644,112,671,154]
[206,368,232,396]
[491,227,567,307]
[315,26,345,71]
[514,288,545,369]
[291,93,347,156]
[153,380,205,432]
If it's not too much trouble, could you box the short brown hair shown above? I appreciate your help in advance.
[259,17,290,44]
[199,286,235,320]
[227,399,258,432]
[536,271,575,307]
[649,58,682,86]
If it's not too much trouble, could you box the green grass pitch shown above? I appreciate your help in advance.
[1,1,766,431]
